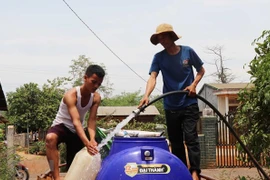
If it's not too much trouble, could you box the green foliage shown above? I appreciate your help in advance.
[47,77,71,90]
[59,143,67,172]
[6,82,64,132]
[235,30,270,166]
[69,55,93,86]
[69,55,113,98]
[124,120,158,131]
[0,144,19,180]
[100,92,166,128]
[29,141,46,154]
[0,126,4,141]
[101,91,142,106]
[5,55,114,133]
[101,92,166,125]
[38,84,65,129]
[6,83,42,132]
[29,144,39,154]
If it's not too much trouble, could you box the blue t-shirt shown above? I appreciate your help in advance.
[149,45,204,110]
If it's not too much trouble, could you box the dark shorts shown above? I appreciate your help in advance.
[47,123,84,170]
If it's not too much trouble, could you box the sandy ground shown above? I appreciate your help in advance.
[17,151,51,180]
[201,168,269,180]
[17,151,269,180]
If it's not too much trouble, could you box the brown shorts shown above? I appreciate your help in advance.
[47,123,84,170]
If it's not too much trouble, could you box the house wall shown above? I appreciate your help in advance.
[217,96,227,115]
[217,94,239,115]
[198,86,218,112]
[199,86,240,116]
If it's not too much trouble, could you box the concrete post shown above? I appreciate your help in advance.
[7,125,15,179]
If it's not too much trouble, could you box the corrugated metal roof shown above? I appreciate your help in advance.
[97,106,160,116]
[198,83,254,95]
[206,83,253,90]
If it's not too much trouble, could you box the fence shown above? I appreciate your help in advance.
[200,114,268,168]
[215,112,265,167]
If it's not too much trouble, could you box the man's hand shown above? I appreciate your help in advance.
[138,96,150,108]
[86,140,98,155]
[184,84,197,97]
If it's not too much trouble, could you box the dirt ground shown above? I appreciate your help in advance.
[201,168,269,180]
[17,151,269,180]
[17,151,51,180]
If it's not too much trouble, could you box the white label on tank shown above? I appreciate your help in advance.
[124,163,171,177]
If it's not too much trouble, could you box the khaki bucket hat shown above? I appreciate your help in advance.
[150,23,182,45]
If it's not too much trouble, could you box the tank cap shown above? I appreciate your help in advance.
[141,148,154,161]
[144,151,151,156]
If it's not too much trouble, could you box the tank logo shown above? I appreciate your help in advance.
[124,163,139,177]
[124,163,171,177]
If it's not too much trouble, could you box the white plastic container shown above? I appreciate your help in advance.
[65,147,101,180]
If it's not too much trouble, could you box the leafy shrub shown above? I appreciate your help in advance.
[0,144,19,179]
[59,143,67,172]
[29,141,46,154]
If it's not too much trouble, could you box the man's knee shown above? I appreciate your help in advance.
[45,133,58,149]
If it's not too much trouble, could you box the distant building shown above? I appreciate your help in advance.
[97,106,160,122]
[198,83,254,115]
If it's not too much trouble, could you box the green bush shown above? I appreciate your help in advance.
[29,145,39,154]
[59,143,67,172]
[29,141,46,154]
[0,128,4,141]
[0,144,19,180]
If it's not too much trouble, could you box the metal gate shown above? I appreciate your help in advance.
[216,112,253,168]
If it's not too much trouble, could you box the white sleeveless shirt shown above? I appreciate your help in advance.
[51,86,94,133]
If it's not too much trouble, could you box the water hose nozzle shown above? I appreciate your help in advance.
[132,108,141,115]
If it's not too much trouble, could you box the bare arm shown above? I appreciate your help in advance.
[87,92,101,145]
[184,66,205,96]
[138,72,158,107]
[64,89,90,146]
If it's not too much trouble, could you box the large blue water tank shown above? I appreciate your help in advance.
[96,137,192,180]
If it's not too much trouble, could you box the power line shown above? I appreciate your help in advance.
[61,0,149,85]
[0,65,137,79]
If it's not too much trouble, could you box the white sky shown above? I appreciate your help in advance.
[1,0,269,96]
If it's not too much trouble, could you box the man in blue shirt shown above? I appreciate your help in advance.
[139,23,205,180]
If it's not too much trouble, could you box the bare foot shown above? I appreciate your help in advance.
[192,171,199,180]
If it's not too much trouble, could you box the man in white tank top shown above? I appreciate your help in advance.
[45,65,105,180]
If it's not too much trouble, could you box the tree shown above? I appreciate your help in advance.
[6,83,41,132]
[205,45,235,83]
[6,82,64,132]
[46,77,71,91]
[235,30,270,166]
[69,55,113,98]
[5,55,114,132]
[101,91,142,106]
[37,83,65,129]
